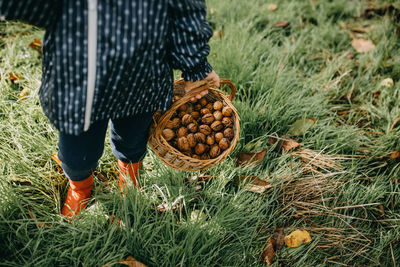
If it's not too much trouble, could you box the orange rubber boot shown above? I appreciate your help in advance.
[118,160,142,193]
[61,175,94,218]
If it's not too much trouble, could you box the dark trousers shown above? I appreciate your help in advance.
[57,113,154,181]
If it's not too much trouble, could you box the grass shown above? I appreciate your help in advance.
[0,0,400,266]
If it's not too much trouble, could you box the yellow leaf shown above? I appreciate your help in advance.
[380,78,394,87]
[268,4,278,11]
[18,88,31,99]
[351,38,375,53]
[118,256,147,267]
[284,230,312,247]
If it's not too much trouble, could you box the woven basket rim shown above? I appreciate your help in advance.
[148,79,240,171]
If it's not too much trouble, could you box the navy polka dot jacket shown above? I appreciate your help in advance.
[1,0,213,135]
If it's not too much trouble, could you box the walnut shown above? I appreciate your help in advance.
[201,114,214,125]
[182,114,193,126]
[194,132,206,143]
[187,122,198,133]
[211,121,223,132]
[213,101,223,111]
[199,125,212,135]
[223,128,234,140]
[162,129,175,141]
[166,117,180,129]
[187,133,196,148]
[209,145,221,158]
[206,103,213,110]
[215,132,224,143]
[213,111,223,121]
[177,127,188,138]
[199,98,208,106]
[206,135,215,145]
[177,137,190,151]
[219,138,230,150]
[191,111,200,120]
[222,117,233,127]
[200,108,211,115]
[195,143,206,155]
[178,104,187,112]
[222,106,233,117]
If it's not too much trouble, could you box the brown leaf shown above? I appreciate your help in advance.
[388,151,400,160]
[261,238,275,265]
[118,256,147,267]
[29,38,42,53]
[9,72,22,83]
[273,228,285,250]
[274,20,290,28]
[236,149,266,166]
[390,118,400,132]
[236,176,272,193]
[212,30,224,39]
[351,38,375,53]
[268,4,278,11]
[268,135,300,152]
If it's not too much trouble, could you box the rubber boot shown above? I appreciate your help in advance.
[118,160,142,193]
[61,175,94,219]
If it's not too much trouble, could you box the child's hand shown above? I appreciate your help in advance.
[184,70,220,102]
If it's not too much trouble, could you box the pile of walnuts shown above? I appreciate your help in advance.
[162,97,235,160]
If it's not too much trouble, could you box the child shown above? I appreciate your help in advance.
[1,0,220,218]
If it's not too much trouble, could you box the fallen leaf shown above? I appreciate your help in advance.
[274,20,290,28]
[9,72,22,83]
[351,38,375,53]
[284,230,312,248]
[118,256,147,267]
[185,173,215,187]
[268,4,278,11]
[268,135,300,152]
[209,8,216,15]
[18,88,31,99]
[273,228,285,250]
[379,205,384,215]
[288,118,316,136]
[236,149,266,166]
[156,196,183,213]
[388,151,400,160]
[243,139,264,152]
[190,209,206,222]
[29,38,42,53]
[261,237,275,265]
[390,118,400,132]
[212,30,224,39]
[236,176,272,193]
[380,78,394,87]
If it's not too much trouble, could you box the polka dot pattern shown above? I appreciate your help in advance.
[1,0,213,135]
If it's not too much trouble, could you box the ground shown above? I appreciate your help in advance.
[0,0,399,266]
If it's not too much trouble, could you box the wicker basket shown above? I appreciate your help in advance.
[148,78,240,171]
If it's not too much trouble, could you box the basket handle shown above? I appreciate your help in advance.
[219,78,236,101]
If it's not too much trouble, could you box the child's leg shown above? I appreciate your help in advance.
[58,120,108,217]
[110,112,154,190]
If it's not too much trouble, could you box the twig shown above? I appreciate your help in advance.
[332,202,381,210]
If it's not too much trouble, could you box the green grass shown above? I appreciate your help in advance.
[1,0,400,266]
